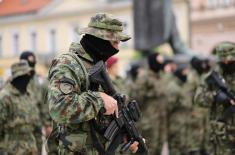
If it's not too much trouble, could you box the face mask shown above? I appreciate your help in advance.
[192,59,210,75]
[174,69,187,83]
[28,61,36,68]
[20,52,36,68]
[148,53,164,73]
[80,34,119,62]
[219,61,235,74]
[11,74,32,93]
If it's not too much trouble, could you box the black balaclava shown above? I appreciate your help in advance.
[80,34,119,62]
[129,63,141,81]
[219,61,235,75]
[20,51,36,68]
[174,68,187,83]
[191,57,211,75]
[11,74,32,93]
[148,53,164,73]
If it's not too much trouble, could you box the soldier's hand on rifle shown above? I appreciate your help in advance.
[100,92,118,117]
[123,136,139,153]
[130,141,139,153]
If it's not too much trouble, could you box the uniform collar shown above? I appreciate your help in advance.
[69,42,94,63]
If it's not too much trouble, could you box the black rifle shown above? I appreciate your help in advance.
[89,61,148,155]
[205,71,235,123]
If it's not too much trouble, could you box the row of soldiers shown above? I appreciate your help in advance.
[106,41,235,155]
[0,12,235,155]
[0,52,57,155]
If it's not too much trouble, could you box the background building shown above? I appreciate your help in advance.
[0,0,190,78]
[191,0,235,54]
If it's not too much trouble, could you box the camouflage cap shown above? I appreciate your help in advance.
[11,60,32,80]
[215,41,235,60]
[78,13,131,42]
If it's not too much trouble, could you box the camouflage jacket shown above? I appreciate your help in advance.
[0,82,39,152]
[47,43,107,153]
[129,70,168,154]
[48,42,104,125]
[194,69,235,154]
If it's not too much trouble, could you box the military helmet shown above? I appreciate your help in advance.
[11,60,32,80]
[79,13,131,42]
[215,41,235,60]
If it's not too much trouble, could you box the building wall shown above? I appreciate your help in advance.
[191,0,235,54]
[0,0,190,77]
[0,0,133,59]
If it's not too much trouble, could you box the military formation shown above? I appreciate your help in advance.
[0,13,235,155]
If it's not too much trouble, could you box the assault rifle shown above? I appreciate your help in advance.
[89,61,148,155]
[205,71,235,123]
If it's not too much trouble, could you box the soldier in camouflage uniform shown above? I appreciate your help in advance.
[106,56,127,93]
[187,57,212,155]
[194,41,235,155]
[0,60,40,155]
[19,51,56,154]
[47,13,139,155]
[129,53,169,155]
[167,64,209,155]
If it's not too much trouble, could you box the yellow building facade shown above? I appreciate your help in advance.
[0,0,190,78]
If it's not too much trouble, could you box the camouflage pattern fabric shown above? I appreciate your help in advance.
[129,70,168,155]
[48,13,130,155]
[11,60,32,79]
[215,41,235,60]
[0,61,39,155]
[186,69,210,153]
[171,70,209,155]
[79,13,130,42]
[48,42,106,155]
[112,76,128,95]
[194,42,235,155]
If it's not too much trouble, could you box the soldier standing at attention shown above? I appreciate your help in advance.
[194,41,235,155]
[47,13,139,155]
[0,60,40,155]
[129,53,168,155]
[19,51,56,154]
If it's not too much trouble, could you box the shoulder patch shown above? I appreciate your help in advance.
[59,82,74,95]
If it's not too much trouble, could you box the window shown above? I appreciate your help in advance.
[49,29,56,54]
[13,33,19,55]
[0,35,2,57]
[223,0,233,6]
[207,0,218,8]
[30,31,37,52]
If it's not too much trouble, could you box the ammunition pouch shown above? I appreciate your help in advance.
[59,133,87,153]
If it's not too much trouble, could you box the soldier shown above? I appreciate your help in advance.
[19,51,56,154]
[129,53,169,155]
[194,41,235,155]
[47,13,139,155]
[0,60,40,155]
[106,56,127,93]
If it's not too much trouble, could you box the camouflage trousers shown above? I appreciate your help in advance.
[208,121,235,155]
[2,133,38,155]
